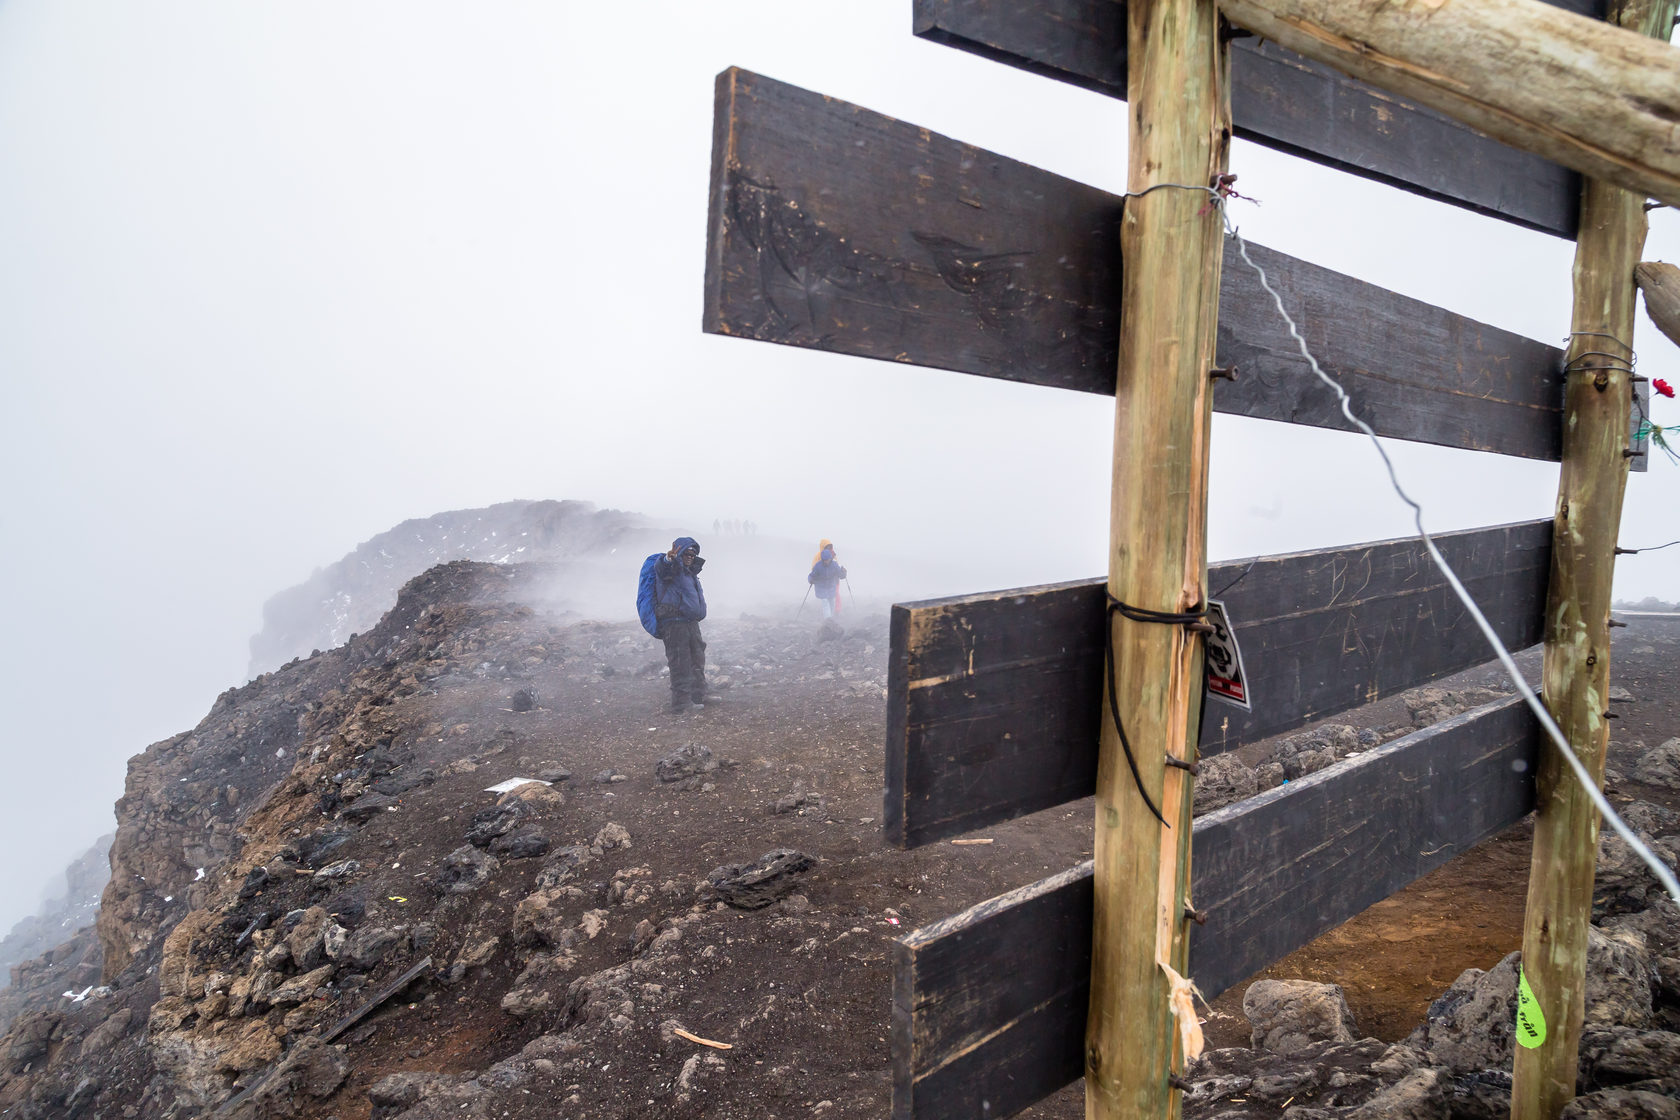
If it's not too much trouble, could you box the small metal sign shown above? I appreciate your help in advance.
[1204,600,1251,711]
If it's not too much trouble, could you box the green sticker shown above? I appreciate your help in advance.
[1516,968,1547,1048]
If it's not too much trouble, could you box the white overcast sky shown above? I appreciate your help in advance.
[1,2,1676,929]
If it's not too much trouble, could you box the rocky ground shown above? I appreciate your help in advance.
[0,560,1674,1120]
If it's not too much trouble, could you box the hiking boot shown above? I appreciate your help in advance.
[689,701,707,712]
[695,695,722,707]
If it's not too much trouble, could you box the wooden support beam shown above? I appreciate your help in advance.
[1215,0,1680,208]
[704,69,1568,461]
[894,697,1542,1120]
[885,520,1551,849]
[1634,261,1680,349]
[913,0,1591,237]
[1513,3,1675,1117]
[1086,3,1227,1117]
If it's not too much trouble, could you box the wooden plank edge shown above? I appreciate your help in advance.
[891,696,1540,1120]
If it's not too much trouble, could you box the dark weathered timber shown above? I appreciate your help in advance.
[885,520,1548,848]
[892,864,1091,1120]
[706,69,1565,461]
[912,0,1599,238]
[894,697,1541,1120]
[214,957,435,1117]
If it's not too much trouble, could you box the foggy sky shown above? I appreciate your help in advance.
[2,1,1677,934]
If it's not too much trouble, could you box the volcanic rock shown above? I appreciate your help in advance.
[435,846,499,894]
[702,849,815,910]
[1244,979,1359,1054]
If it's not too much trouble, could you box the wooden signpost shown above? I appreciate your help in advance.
[702,0,1678,1116]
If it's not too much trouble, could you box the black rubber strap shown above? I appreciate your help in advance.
[1103,595,1209,828]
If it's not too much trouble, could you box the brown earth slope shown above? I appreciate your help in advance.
[0,563,1672,1119]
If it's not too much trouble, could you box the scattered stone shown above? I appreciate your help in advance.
[773,791,826,816]
[817,619,844,642]
[368,1070,458,1117]
[344,925,406,971]
[1585,927,1655,1029]
[465,801,532,848]
[1193,754,1258,813]
[269,964,336,1007]
[250,1038,349,1114]
[535,844,596,889]
[592,823,633,852]
[1633,739,1680,791]
[702,849,815,910]
[491,827,551,860]
[312,858,361,885]
[1579,1027,1680,1088]
[656,743,718,789]
[1244,979,1359,1054]
[1560,1087,1680,1120]
[512,890,578,950]
[435,845,500,894]
[1381,952,1521,1076]
[215,1019,282,1073]
[1608,685,1637,703]
[286,907,331,971]
[510,688,537,712]
[78,1007,133,1058]
[373,767,436,797]
[237,867,272,901]
[1403,686,1504,729]
[537,764,572,783]
[499,780,564,808]
[593,769,626,784]
[342,792,400,823]
[321,922,349,961]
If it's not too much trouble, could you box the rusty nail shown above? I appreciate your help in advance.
[1615,547,1636,555]
[1165,754,1201,777]
[1187,621,1216,634]
[1609,619,1628,628]
[1624,449,1641,459]
[1209,365,1239,382]
[1605,711,1619,719]
[1184,907,1208,926]
[1169,1075,1195,1093]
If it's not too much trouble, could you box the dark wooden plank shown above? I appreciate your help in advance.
[892,864,1090,1120]
[894,697,1541,1120]
[912,0,1597,238]
[706,69,1565,462]
[216,957,435,1116]
[885,520,1548,848]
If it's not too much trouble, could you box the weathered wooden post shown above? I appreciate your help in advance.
[1214,0,1680,208]
[1086,1,1229,1116]
[1513,5,1679,1117]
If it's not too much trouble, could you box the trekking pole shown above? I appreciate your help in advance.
[845,577,856,606]
[795,585,811,620]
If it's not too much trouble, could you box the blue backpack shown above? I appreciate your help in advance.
[637,554,662,638]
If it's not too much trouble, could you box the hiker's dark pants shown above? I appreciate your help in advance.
[661,620,707,706]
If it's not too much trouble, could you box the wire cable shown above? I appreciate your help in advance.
[1201,196,1680,906]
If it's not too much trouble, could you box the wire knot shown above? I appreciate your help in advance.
[1103,596,1211,827]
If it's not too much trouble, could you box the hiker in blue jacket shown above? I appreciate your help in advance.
[655,537,710,712]
[807,541,847,620]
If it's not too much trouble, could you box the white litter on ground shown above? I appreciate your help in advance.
[482,777,552,794]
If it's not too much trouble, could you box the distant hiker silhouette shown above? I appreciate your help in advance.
[807,540,848,620]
